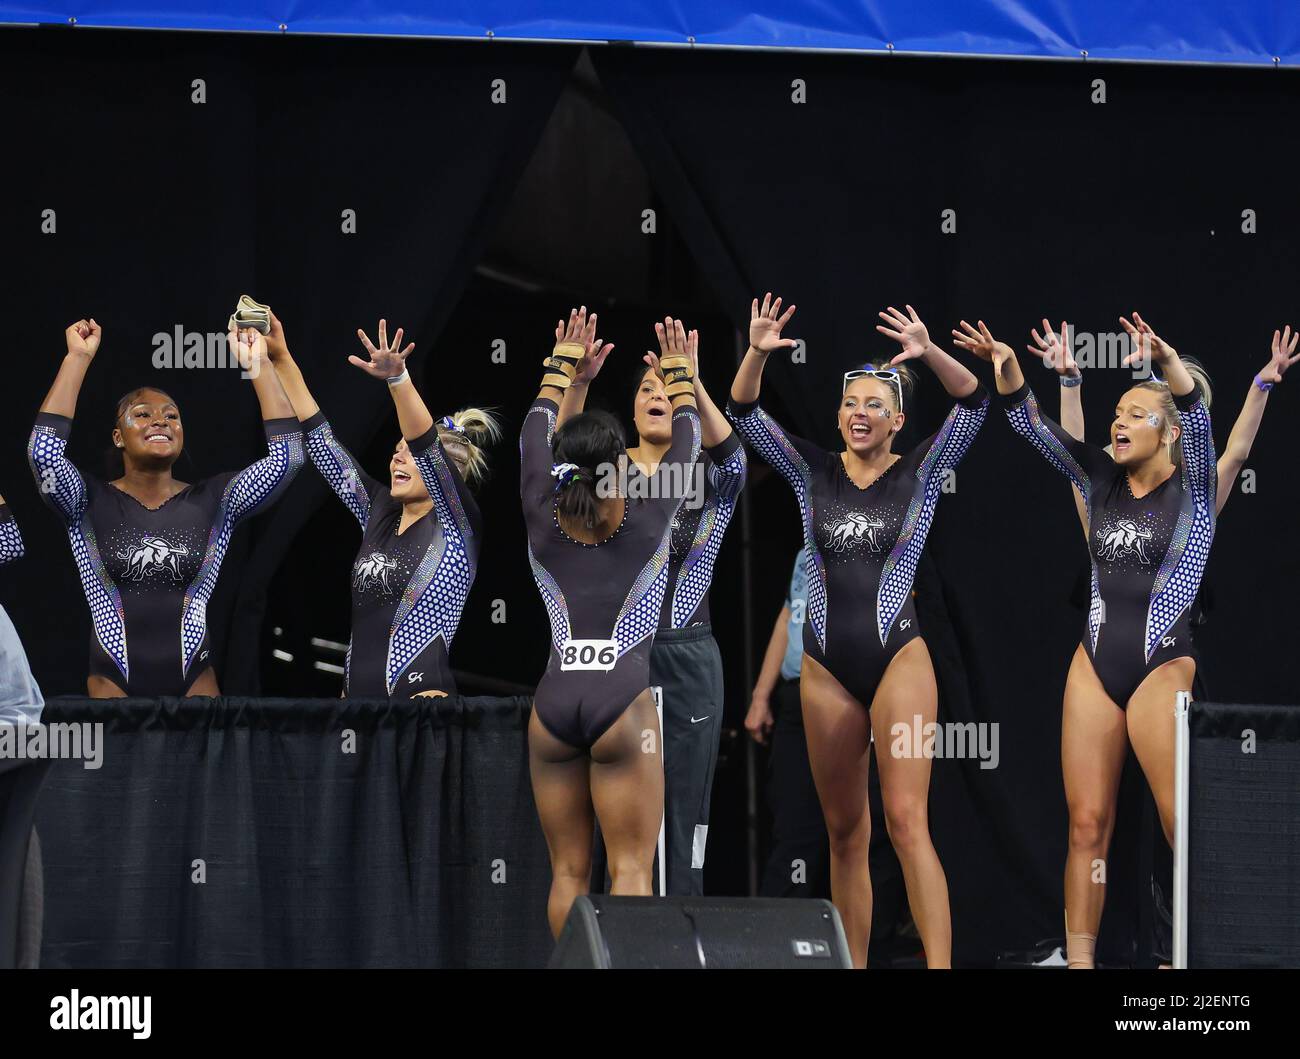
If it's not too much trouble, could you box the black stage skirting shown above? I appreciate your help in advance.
[1189,702,1300,968]
[28,696,553,969]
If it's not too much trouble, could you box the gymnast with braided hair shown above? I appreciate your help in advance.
[266,313,499,699]
[953,314,1215,969]
[29,318,304,697]
[727,294,988,968]
[521,305,700,936]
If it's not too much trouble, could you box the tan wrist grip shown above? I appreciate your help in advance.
[541,342,585,391]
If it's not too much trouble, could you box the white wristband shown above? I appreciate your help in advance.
[386,370,410,387]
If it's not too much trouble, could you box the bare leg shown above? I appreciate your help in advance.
[1126,657,1195,847]
[800,652,872,968]
[870,638,951,968]
[188,668,221,696]
[86,675,127,698]
[1062,645,1129,967]
[528,708,595,938]
[590,689,664,897]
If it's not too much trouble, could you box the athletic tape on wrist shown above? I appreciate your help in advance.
[542,342,584,391]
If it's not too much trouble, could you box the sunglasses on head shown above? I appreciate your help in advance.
[842,367,903,408]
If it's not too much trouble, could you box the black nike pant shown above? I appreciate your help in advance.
[591,624,724,896]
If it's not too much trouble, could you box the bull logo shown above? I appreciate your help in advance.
[1097,519,1153,564]
[354,552,398,595]
[826,512,886,553]
[117,536,189,582]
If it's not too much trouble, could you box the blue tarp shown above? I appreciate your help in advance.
[1,2,1298,66]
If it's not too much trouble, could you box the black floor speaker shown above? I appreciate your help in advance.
[550,896,852,968]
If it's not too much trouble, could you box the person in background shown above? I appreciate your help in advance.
[746,545,830,899]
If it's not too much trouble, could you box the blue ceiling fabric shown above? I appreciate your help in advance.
[3,2,1299,66]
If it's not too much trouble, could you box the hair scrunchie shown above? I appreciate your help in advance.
[437,415,464,434]
[550,462,581,490]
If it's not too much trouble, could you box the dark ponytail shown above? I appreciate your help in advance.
[553,410,625,530]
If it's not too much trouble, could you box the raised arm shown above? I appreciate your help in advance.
[1017,319,1087,532]
[876,304,978,401]
[266,312,377,526]
[30,322,100,523]
[730,292,798,406]
[220,327,305,524]
[350,319,479,547]
[554,309,614,430]
[647,318,701,518]
[264,311,320,423]
[230,324,295,422]
[0,498,22,565]
[1216,326,1298,516]
[953,318,1109,499]
[1121,313,1216,513]
[39,319,101,419]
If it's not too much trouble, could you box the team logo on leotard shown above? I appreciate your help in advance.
[825,512,885,553]
[1096,519,1153,564]
[116,536,189,582]
[353,552,398,595]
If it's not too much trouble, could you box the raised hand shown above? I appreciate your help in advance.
[749,293,798,355]
[645,329,700,388]
[1120,311,1177,369]
[555,306,613,384]
[228,325,267,373]
[265,311,290,364]
[951,319,1015,377]
[65,319,102,359]
[350,319,414,380]
[1260,325,1300,385]
[875,304,931,365]
[1026,318,1078,377]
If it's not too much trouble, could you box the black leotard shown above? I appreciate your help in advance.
[521,397,701,748]
[728,388,988,706]
[28,413,304,696]
[303,411,481,698]
[628,434,746,629]
[1004,382,1215,706]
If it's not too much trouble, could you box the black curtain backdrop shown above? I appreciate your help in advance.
[591,47,1300,964]
[0,27,579,694]
[34,696,552,968]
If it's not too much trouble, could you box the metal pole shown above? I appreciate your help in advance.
[1173,690,1191,968]
[737,326,759,896]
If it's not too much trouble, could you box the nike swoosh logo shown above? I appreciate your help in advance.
[690,716,709,724]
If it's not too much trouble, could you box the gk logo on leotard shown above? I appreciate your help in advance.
[353,551,398,595]
[1161,635,1176,648]
[900,618,912,630]
[407,671,423,684]
[117,536,189,582]
[1096,519,1153,564]
[560,639,618,672]
[825,512,885,554]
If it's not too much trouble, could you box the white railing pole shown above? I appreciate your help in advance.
[1173,690,1191,969]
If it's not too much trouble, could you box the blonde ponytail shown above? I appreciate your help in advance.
[439,407,502,487]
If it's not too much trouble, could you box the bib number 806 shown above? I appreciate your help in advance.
[560,639,618,672]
